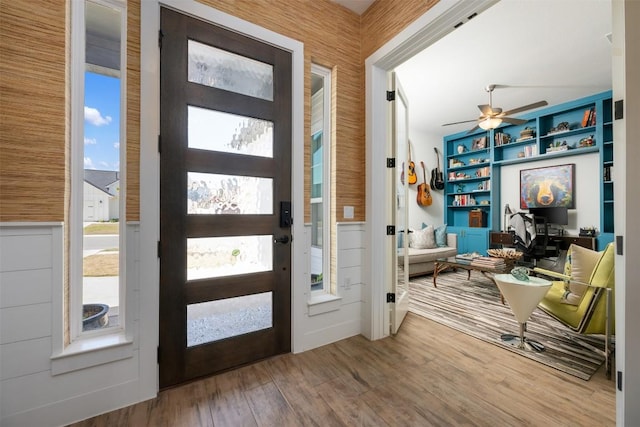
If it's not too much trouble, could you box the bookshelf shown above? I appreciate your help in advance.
[442,91,614,253]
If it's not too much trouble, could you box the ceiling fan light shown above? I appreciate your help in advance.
[478,117,502,130]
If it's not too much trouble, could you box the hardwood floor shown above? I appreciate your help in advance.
[69,313,616,426]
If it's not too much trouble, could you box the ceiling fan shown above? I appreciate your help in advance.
[443,84,548,135]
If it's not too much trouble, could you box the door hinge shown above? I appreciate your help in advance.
[158,29,164,49]
[157,241,161,258]
[386,90,395,101]
[158,135,161,153]
[386,292,395,303]
[614,99,623,120]
[616,235,623,255]
[157,346,161,364]
[387,157,396,168]
[386,225,395,235]
[617,371,622,391]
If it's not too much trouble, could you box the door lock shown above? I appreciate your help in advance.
[274,235,290,244]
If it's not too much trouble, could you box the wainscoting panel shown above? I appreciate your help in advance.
[297,222,365,352]
[0,268,52,308]
[0,337,51,381]
[0,223,144,427]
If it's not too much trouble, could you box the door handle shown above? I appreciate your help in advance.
[274,235,289,244]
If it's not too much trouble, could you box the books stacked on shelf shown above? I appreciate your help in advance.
[524,145,538,157]
[471,256,506,269]
[474,180,490,191]
[476,166,490,177]
[604,165,613,182]
[581,107,597,127]
[452,194,477,206]
[494,132,511,146]
[455,252,481,265]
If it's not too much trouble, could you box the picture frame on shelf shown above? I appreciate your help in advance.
[472,136,487,150]
[520,163,575,209]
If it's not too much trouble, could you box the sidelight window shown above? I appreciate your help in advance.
[70,0,127,340]
[310,64,332,294]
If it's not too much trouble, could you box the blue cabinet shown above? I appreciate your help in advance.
[448,226,488,254]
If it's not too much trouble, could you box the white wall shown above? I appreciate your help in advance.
[500,152,600,234]
[0,223,143,427]
[404,128,446,230]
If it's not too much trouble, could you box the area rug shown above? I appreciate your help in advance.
[409,270,606,380]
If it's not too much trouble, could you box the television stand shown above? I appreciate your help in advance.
[489,232,596,252]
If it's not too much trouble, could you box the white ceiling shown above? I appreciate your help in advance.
[332,0,376,15]
[395,0,612,140]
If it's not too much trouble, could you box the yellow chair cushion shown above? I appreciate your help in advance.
[561,244,603,305]
[539,243,615,333]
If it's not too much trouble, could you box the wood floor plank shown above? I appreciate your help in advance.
[243,382,298,427]
[67,312,615,426]
[206,370,257,427]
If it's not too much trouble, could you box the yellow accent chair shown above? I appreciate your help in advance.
[533,242,615,378]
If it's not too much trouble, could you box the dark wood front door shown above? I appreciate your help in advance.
[159,7,292,389]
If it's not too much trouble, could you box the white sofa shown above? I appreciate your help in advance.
[397,233,458,277]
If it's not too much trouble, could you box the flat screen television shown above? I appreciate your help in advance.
[529,206,569,225]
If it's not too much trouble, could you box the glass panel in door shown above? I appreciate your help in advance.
[187,292,273,346]
[187,106,273,157]
[188,40,274,101]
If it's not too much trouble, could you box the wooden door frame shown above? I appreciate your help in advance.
[140,0,305,395]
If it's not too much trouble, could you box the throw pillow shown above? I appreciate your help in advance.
[435,224,448,247]
[410,225,436,249]
[561,244,602,305]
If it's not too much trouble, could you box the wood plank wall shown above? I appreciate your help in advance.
[0,0,438,224]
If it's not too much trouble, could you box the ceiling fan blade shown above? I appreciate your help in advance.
[465,124,480,135]
[502,100,548,116]
[442,119,478,126]
[478,104,493,116]
[501,117,527,125]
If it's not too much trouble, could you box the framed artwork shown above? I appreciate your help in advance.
[472,136,487,150]
[520,163,575,209]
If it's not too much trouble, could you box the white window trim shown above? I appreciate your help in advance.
[309,63,332,299]
[53,0,132,372]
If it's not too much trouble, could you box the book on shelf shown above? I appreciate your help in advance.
[582,108,597,127]
[582,108,592,127]
[524,144,538,157]
[494,132,511,146]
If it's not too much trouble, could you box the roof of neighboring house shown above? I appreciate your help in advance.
[85,169,119,195]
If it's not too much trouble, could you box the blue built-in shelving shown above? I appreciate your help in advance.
[443,91,614,252]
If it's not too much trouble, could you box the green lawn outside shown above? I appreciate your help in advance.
[84,222,119,235]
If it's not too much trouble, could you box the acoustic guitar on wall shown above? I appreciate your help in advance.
[431,147,445,191]
[407,143,417,185]
[417,161,433,207]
